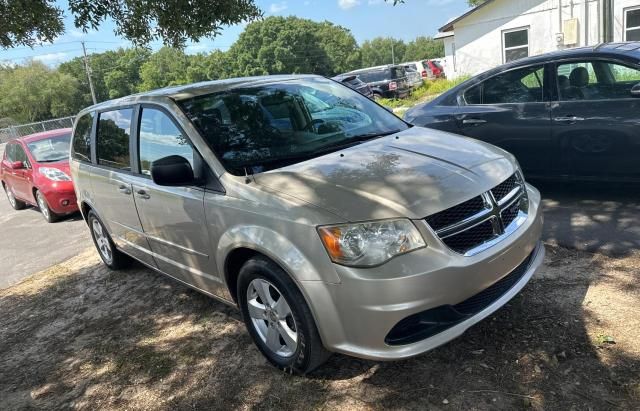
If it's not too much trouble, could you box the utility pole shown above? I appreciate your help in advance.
[81,41,97,105]
[391,43,395,65]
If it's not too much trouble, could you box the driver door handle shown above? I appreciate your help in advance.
[554,115,585,122]
[136,189,150,200]
[462,118,487,125]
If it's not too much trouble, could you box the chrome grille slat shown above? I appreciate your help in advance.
[425,173,528,256]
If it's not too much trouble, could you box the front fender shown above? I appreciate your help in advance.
[216,225,341,285]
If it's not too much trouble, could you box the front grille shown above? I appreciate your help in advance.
[425,173,527,255]
[425,196,486,231]
[442,220,496,254]
[491,174,519,202]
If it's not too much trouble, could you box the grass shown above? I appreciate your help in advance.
[378,77,470,110]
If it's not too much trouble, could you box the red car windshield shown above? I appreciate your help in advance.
[26,134,71,163]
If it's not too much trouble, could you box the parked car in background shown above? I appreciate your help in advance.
[70,74,543,374]
[403,65,424,89]
[404,43,640,182]
[331,74,374,98]
[403,60,446,81]
[344,65,410,100]
[1,128,78,222]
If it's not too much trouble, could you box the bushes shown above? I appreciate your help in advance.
[378,77,471,109]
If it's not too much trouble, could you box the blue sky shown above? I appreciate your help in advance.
[0,0,470,66]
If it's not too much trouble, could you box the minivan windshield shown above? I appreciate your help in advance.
[178,77,408,175]
[26,134,71,163]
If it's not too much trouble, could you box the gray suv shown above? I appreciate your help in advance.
[69,75,544,374]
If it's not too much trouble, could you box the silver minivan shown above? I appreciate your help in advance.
[70,75,544,374]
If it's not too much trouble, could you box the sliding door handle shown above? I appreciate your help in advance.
[117,185,131,195]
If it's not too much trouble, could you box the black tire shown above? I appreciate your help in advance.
[3,183,26,210]
[35,190,59,223]
[87,210,132,270]
[372,92,382,101]
[238,256,331,374]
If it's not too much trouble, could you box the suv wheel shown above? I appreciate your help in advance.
[238,256,330,374]
[88,210,132,270]
[35,190,59,223]
[372,93,382,101]
[3,184,25,210]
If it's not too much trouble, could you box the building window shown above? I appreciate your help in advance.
[503,28,529,63]
[625,7,640,41]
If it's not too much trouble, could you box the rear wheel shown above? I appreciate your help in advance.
[88,210,132,270]
[3,183,25,210]
[238,256,330,374]
[372,92,382,102]
[35,190,59,223]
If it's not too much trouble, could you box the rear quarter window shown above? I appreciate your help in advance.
[72,112,94,162]
[96,109,133,170]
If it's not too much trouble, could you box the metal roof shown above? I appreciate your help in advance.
[80,74,321,114]
[439,0,497,32]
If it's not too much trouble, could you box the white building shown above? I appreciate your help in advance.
[438,0,640,79]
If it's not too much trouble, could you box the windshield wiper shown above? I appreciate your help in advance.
[347,129,404,142]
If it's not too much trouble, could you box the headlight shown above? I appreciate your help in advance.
[40,167,71,181]
[317,219,426,267]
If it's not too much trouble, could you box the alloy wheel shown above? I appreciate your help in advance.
[92,219,113,264]
[246,278,298,357]
[36,191,50,220]
[5,187,16,208]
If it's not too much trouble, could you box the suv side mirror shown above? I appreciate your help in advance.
[151,155,195,187]
[8,161,24,170]
[631,83,640,97]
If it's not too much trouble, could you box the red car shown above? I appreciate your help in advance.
[1,128,78,222]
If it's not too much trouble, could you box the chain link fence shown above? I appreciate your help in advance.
[0,116,75,143]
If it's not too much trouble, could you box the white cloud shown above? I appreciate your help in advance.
[338,0,361,10]
[33,52,69,65]
[185,43,208,54]
[269,1,288,13]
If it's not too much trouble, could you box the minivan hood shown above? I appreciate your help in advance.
[253,127,517,221]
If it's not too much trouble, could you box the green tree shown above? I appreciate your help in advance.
[0,61,82,123]
[316,22,361,74]
[360,37,406,67]
[138,47,192,91]
[403,36,445,61]
[2,0,261,49]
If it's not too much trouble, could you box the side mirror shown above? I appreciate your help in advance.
[150,155,195,187]
[631,83,640,97]
[9,161,24,170]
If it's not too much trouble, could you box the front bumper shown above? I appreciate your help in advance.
[302,185,544,360]
[40,182,78,214]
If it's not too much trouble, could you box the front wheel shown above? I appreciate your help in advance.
[88,210,132,270]
[35,190,59,223]
[238,256,330,374]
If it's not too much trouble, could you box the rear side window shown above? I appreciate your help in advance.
[96,109,133,170]
[5,143,15,162]
[72,112,94,162]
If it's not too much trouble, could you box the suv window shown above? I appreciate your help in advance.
[138,108,195,176]
[72,112,94,162]
[96,109,133,170]
[557,60,640,101]
[465,65,545,105]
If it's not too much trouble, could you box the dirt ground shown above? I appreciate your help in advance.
[1,244,638,410]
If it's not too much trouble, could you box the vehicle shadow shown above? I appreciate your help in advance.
[0,245,638,410]
[533,180,640,258]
